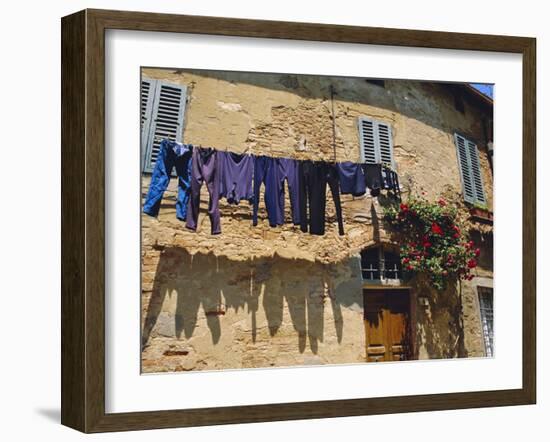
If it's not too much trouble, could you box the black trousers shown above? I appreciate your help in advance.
[299,160,344,236]
[363,163,383,197]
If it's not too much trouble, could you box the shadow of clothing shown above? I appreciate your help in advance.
[142,248,354,355]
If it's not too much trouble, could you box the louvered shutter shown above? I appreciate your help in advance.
[142,80,187,173]
[454,133,486,204]
[140,78,157,171]
[358,118,377,163]
[358,117,395,168]
[467,138,486,204]
[377,122,394,166]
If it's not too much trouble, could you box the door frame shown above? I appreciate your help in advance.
[362,286,418,361]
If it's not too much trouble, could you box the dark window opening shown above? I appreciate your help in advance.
[361,246,402,281]
[383,250,402,279]
[453,92,465,113]
[366,79,386,88]
[361,248,380,280]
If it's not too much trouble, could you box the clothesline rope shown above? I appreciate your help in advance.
[152,135,399,173]
[143,138,402,236]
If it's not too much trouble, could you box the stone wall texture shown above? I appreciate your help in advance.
[140,68,494,373]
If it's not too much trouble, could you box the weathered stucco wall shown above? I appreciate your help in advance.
[140,68,494,372]
[143,68,493,208]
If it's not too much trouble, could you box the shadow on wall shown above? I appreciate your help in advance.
[414,277,467,359]
[141,248,363,354]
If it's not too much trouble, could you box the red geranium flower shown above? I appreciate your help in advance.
[467,259,477,268]
[431,222,443,235]
[402,257,410,264]
[400,203,409,212]
[474,248,481,257]
[438,199,446,207]
[423,241,432,248]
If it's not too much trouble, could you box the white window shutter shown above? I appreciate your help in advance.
[140,78,157,171]
[358,117,377,163]
[377,122,394,167]
[454,133,486,204]
[358,117,395,168]
[467,138,486,204]
[142,80,188,173]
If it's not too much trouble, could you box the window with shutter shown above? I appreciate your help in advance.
[140,79,156,170]
[140,78,187,173]
[454,133,486,205]
[358,117,395,168]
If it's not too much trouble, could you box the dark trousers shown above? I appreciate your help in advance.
[299,161,344,236]
[252,156,282,227]
[185,147,221,234]
[364,163,383,197]
[277,158,301,225]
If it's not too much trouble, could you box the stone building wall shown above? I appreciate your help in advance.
[140,68,494,373]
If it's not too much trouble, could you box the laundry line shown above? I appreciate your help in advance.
[143,138,401,236]
[151,135,397,170]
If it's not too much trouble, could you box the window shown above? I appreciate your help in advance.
[141,78,188,173]
[361,248,380,280]
[454,133,486,205]
[366,79,385,88]
[357,117,395,168]
[453,92,465,114]
[478,287,494,357]
[361,246,402,282]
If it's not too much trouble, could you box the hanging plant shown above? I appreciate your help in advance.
[382,195,479,290]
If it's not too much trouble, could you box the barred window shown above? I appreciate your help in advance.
[478,287,494,357]
[361,246,402,281]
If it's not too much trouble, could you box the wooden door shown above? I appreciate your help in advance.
[364,289,411,362]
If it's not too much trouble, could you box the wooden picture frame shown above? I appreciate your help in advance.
[61,8,536,433]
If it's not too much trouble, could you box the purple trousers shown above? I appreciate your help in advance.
[185,147,221,234]
[277,158,301,225]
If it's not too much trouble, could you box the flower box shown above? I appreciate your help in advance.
[469,207,493,223]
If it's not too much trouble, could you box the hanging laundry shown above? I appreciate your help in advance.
[363,163,383,197]
[336,161,367,196]
[252,155,283,227]
[381,167,399,191]
[186,147,221,235]
[218,151,254,204]
[381,166,402,202]
[299,161,344,236]
[277,158,301,225]
[142,139,192,221]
